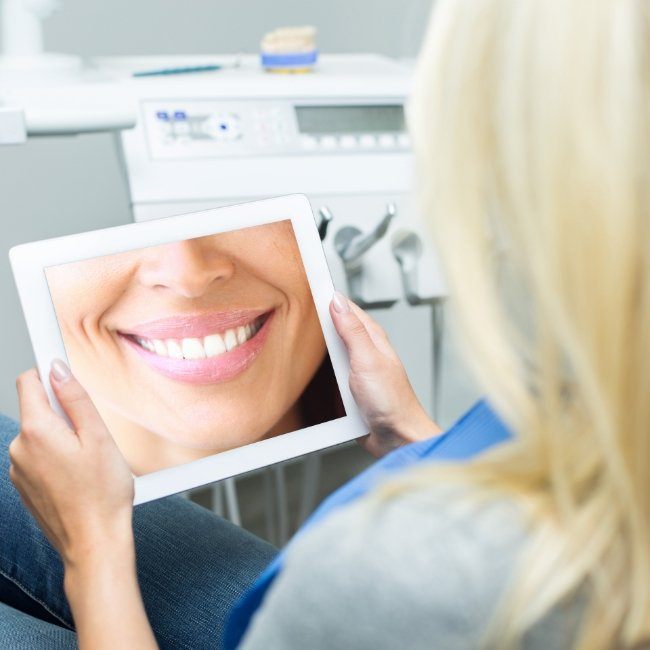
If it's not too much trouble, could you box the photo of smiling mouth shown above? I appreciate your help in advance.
[118,310,274,384]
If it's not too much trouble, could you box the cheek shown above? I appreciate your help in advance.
[49,287,95,339]
[242,224,303,286]
[48,274,127,344]
[285,287,326,376]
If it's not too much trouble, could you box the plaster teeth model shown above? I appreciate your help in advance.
[260,26,318,73]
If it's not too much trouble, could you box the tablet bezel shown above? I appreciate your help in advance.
[10,194,366,504]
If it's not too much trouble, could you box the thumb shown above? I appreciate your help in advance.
[49,359,109,439]
[330,292,377,365]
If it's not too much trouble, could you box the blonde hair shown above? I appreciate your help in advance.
[405,0,650,646]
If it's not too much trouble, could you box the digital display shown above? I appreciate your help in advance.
[295,105,405,134]
[45,220,344,476]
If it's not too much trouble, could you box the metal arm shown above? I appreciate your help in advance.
[334,203,396,271]
[317,206,333,241]
[333,203,398,309]
[391,229,422,305]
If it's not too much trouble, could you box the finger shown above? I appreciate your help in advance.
[330,292,378,365]
[17,369,63,434]
[347,301,395,355]
[49,359,109,439]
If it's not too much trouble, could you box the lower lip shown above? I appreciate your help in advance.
[120,313,273,385]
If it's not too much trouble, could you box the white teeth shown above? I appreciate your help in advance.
[133,316,264,360]
[140,338,154,352]
[224,329,238,351]
[182,337,206,360]
[166,339,183,359]
[153,339,168,356]
[204,333,226,357]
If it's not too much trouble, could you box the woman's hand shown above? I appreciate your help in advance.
[11,362,158,650]
[10,361,134,568]
[330,292,441,457]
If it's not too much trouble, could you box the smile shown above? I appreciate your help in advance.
[118,310,273,385]
[130,316,264,359]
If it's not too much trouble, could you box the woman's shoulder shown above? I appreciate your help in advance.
[241,481,544,649]
[301,481,529,585]
[295,482,530,616]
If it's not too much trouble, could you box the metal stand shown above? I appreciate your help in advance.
[430,298,445,421]
[209,477,241,524]
[263,470,277,543]
[392,229,446,421]
[273,465,289,545]
[211,482,224,516]
[259,463,291,546]
[297,452,322,525]
[224,478,241,526]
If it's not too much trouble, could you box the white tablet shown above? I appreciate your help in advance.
[10,194,366,504]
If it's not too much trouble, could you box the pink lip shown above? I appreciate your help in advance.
[119,311,274,385]
[120,308,270,340]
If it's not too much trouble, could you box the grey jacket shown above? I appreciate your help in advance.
[240,485,583,649]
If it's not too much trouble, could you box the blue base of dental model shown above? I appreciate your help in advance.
[261,50,318,71]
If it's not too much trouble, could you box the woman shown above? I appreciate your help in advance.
[45,220,343,473]
[3,0,649,648]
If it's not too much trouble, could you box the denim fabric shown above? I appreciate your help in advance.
[0,601,77,649]
[0,414,277,649]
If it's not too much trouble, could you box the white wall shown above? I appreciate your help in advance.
[45,0,432,59]
[0,1,434,418]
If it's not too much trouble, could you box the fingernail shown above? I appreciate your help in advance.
[51,359,71,382]
[332,291,350,314]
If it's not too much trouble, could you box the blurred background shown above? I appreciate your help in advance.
[0,0,435,419]
[0,0,480,543]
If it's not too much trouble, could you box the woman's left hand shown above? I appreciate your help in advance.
[10,361,134,568]
[330,294,442,457]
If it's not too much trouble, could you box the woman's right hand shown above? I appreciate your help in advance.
[12,363,158,650]
[10,362,135,569]
[330,292,441,457]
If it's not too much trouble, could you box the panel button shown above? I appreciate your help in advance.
[300,135,318,149]
[319,135,338,149]
[378,134,396,148]
[206,113,241,141]
[359,134,376,148]
[173,121,191,136]
[339,135,357,149]
[398,133,411,148]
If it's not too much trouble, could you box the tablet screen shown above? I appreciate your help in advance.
[44,219,345,475]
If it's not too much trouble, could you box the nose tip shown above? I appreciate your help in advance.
[139,239,235,297]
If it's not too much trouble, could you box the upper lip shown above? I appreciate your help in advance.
[118,308,272,340]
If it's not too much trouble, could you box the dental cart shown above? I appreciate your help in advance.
[100,53,445,406]
[98,54,447,540]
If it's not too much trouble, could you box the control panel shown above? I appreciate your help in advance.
[143,99,410,160]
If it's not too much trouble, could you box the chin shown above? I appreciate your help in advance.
[160,424,267,454]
